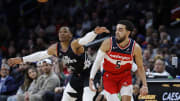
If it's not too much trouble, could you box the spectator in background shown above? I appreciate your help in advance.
[87,47,97,62]
[36,61,44,75]
[0,64,16,101]
[146,31,159,49]
[153,48,164,61]
[143,49,151,64]
[17,59,60,101]
[159,31,171,44]
[7,45,16,58]
[130,28,138,40]
[158,25,166,33]
[42,65,71,101]
[145,12,153,30]
[7,67,39,101]
[145,26,154,40]
[35,37,48,51]
[152,59,170,76]
[171,37,180,61]
[143,49,152,72]
[9,63,30,95]
[146,43,155,59]
[136,34,146,49]
[82,14,91,30]
[75,22,84,37]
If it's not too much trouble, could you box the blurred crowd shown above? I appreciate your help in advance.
[0,0,180,101]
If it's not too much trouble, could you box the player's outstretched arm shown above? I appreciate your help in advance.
[134,43,148,96]
[71,27,110,55]
[89,38,110,92]
[8,43,57,66]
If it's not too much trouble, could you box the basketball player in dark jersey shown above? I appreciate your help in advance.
[8,26,110,101]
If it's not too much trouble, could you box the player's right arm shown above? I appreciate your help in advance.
[8,43,58,66]
[71,27,110,55]
[89,38,111,92]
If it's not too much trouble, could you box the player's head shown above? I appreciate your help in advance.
[58,26,72,42]
[115,20,134,43]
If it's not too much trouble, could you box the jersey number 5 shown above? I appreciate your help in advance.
[115,61,121,69]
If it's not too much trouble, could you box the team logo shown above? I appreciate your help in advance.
[83,59,91,69]
[112,47,118,50]
[126,48,130,52]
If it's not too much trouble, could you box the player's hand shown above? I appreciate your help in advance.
[94,27,110,34]
[133,84,140,96]
[140,86,148,96]
[8,57,23,67]
[54,87,63,93]
[89,78,97,92]
[97,85,103,93]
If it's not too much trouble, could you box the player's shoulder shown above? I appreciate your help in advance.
[103,37,111,44]
[134,43,141,50]
[48,43,58,56]
[48,43,58,49]
[133,42,142,55]
[100,37,111,52]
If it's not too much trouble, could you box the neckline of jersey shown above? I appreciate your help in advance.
[116,39,131,50]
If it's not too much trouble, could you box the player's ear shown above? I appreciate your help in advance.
[127,30,131,35]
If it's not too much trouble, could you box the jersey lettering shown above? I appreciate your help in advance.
[62,56,77,65]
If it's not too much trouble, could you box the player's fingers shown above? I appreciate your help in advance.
[144,90,148,95]
[8,60,14,67]
[140,89,147,96]
[96,26,100,28]
[140,89,144,96]
[105,29,110,33]
[95,26,100,31]
[100,27,110,33]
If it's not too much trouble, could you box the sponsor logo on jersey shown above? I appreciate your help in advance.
[109,54,130,60]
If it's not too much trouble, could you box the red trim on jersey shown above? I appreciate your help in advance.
[117,39,131,49]
[107,37,112,54]
[107,51,133,61]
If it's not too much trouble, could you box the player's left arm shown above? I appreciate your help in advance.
[134,43,148,96]
[71,27,110,55]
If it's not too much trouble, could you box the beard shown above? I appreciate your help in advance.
[116,36,126,43]
[59,37,69,42]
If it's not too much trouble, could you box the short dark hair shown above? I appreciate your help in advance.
[118,20,134,31]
